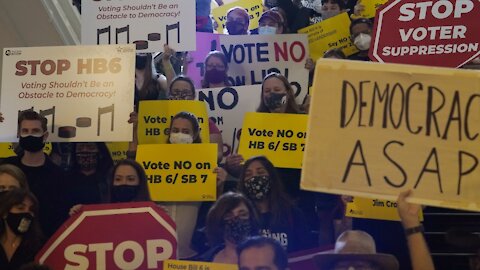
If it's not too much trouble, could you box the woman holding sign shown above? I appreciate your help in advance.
[201,51,232,89]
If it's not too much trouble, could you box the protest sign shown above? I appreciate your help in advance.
[198,85,262,158]
[238,112,307,169]
[355,0,388,18]
[105,142,129,164]
[212,0,263,34]
[0,142,52,158]
[36,202,177,270]
[138,100,210,144]
[370,0,480,67]
[164,260,237,270]
[346,197,423,221]
[301,59,480,211]
[136,144,217,201]
[298,13,358,60]
[187,34,309,103]
[82,0,196,52]
[1,45,135,142]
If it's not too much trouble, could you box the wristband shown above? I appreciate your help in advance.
[404,224,424,236]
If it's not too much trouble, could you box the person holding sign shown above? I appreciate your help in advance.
[134,52,168,108]
[201,51,232,89]
[238,156,313,252]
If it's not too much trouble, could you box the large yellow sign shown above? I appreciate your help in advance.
[302,59,480,211]
[238,112,307,169]
[212,0,262,34]
[164,260,237,270]
[136,144,217,201]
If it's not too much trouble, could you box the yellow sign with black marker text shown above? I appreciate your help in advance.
[356,0,388,19]
[138,100,209,144]
[136,144,217,201]
[238,112,307,169]
[212,0,262,34]
[105,142,129,164]
[298,13,358,60]
[164,260,237,270]
[0,142,52,158]
[346,197,423,221]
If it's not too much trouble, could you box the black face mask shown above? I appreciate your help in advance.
[112,185,139,203]
[224,216,252,244]
[205,68,226,84]
[265,92,287,111]
[226,21,246,35]
[244,175,271,201]
[5,212,33,235]
[135,55,148,69]
[76,152,98,171]
[19,135,45,153]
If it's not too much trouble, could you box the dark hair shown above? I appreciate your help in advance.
[238,156,294,226]
[321,0,347,10]
[135,53,165,104]
[257,73,301,114]
[168,112,202,143]
[227,6,250,25]
[169,75,196,98]
[237,236,288,270]
[206,192,259,246]
[18,110,48,133]
[106,159,151,202]
[0,164,29,190]
[323,48,346,59]
[269,7,289,33]
[0,189,43,254]
[201,51,231,88]
[349,18,373,34]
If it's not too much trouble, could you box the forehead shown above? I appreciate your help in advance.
[76,142,98,151]
[0,173,20,187]
[115,165,137,176]
[207,55,223,64]
[263,77,284,88]
[172,118,193,128]
[239,246,276,269]
[228,9,247,20]
[247,160,266,170]
[230,201,249,214]
[171,80,193,91]
[260,17,277,25]
[351,23,371,35]
[20,119,43,129]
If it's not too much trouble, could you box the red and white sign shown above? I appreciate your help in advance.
[36,202,177,270]
[370,0,480,67]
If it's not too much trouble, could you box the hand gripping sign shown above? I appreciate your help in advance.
[370,0,480,67]
[36,202,177,270]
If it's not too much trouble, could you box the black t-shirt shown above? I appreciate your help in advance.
[0,240,41,270]
[65,171,108,206]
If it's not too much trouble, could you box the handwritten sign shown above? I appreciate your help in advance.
[346,197,423,221]
[212,0,263,34]
[164,260,237,270]
[105,142,129,164]
[1,45,135,142]
[358,0,388,18]
[301,59,480,212]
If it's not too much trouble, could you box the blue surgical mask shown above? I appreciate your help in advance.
[258,26,277,35]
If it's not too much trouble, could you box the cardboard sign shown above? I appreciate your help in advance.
[136,144,217,201]
[238,112,308,169]
[0,142,52,158]
[105,142,129,164]
[36,202,177,270]
[138,100,210,144]
[357,0,388,18]
[301,59,480,212]
[370,0,480,67]
[212,0,263,34]
[298,13,358,60]
[82,0,196,52]
[346,197,424,221]
[164,260,237,270]
[1,45,135,142]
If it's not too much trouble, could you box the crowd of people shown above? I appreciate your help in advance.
[0,0,479,269]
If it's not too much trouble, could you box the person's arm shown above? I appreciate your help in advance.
[161,44,177,87]
[126,111,138,159]
[397,190,435,270]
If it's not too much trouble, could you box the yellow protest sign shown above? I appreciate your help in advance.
[238,112,307,169]
[138,100,209,144]
[105,142,129,164]
[136,144,217,201]
[0,143,52,158]
[357,0,388,19]
[164,260,237,270]
[346,197,423,221]
[301,59,480,211]
[298,13,358,60]
[212,0,263,34]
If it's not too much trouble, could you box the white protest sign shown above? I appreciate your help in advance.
[82,0,196,52]
[0,45,135,142]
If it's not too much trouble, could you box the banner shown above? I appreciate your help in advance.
[138,100,210,144]
[238,112,307,169]
[198,85,262,158]
[164,260,237,270]
[346,197,423,221]
[301,59,480,211]
[298,13,358,60]
[211,0,263,34]
[136,144,217,201]
[1,45,135,142]
[187,34,310,103]
[82,0,195,52]
[105,142,129,164]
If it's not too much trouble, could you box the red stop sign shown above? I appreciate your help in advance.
[370,0,480,67]
[36,202,177,270]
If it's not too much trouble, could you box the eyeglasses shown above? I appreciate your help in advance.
[170,90,194,100]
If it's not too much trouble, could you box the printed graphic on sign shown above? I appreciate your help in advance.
[82,0,196,52]
[298,13,358,60]
[36,202,177,270]
[136,144,217,201]
[138,100,210,144]
[212,0,263,34]
[346,197,423,221]
[1,45,135,142]
[370,0,480,67]
[164,260,238,270]
[238,112,307,169]
[302,59,480,212]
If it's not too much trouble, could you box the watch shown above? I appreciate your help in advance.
[404,224,424,236]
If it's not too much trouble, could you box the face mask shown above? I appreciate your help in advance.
[320,10,340,20]
[112,185,138,203]
[169,132,194,144]
[205,68,226,84]
[224,216,252,244]
[226,21,246,35]
[265,92,287,111]
[5,212,33,235]
[135,55,148,69]
[258,26,277,35]
[76,152,98,171]
[19,134,45,153]
[244,175,271,201]
[354,33,372,51]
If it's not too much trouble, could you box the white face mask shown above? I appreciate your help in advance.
[354,33,372,51]
[258,26,277,35]
[169,132,194,144]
